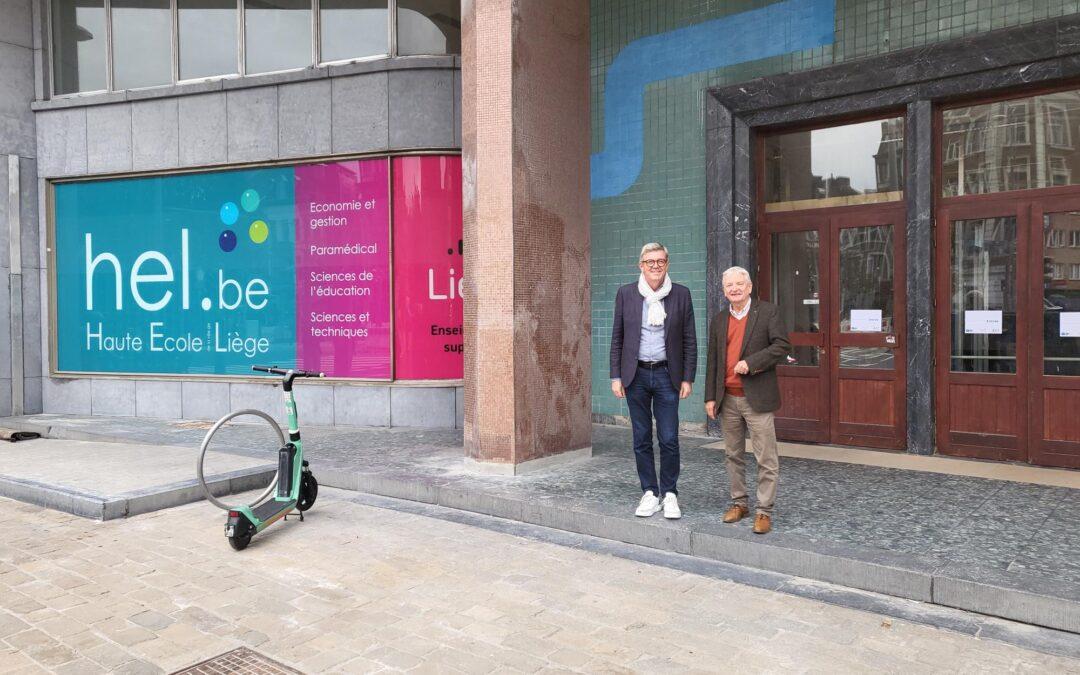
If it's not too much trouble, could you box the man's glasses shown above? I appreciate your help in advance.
[641,259,668,269]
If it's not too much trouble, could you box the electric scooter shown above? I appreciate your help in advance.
[197,366,323,551]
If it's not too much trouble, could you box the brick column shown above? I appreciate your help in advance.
[461,0,591,473]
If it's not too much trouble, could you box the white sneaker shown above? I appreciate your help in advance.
[662,493,681,519]
[635,491,661,517]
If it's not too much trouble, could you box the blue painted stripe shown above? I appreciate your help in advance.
[591,0,836,200]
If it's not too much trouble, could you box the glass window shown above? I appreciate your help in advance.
[771,231,820,335]
[943,91,1080,197]
[111,0,173,90]
[51,0,108,94]
[244,0,312,74]
[320,0,387,63]
[1043,212,1080,376]
[950,217,1018,373]
[763,117,904,212]
[397,0,460,56]
[838,225,894,334]
[178,0,238,80]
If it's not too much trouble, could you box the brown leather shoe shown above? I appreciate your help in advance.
[722,504,749,523]
[753,513,772,534]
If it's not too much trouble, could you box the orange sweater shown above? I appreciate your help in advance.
[725,314,748,396]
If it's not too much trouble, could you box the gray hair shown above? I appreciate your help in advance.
[639,242,669,262]
[722,266,752,283]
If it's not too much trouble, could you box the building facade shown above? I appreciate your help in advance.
[590,0,1080,469]
[1,0,464,429]
[4,1,1080,469]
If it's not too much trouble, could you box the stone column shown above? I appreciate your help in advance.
[461,0,592,473]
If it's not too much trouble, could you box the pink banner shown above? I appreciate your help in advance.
[393,156,463,379]
[295,159,391,378]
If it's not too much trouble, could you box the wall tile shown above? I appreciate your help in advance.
[43,377,91,414]
[390,386,455,428]
[334,385,389,427]
[85,104,132,174]
[278,80,332,159]
[36,108,87,177]
[388,69,454,149]
[178,93,228,167]
[91,378,136,416]
[131,98,179,171]
[135,380,182,419]
[227,87,278,163]
[331,73,389,154]
[181,381,230,420]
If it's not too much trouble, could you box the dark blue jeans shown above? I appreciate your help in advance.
[626,365,680,496]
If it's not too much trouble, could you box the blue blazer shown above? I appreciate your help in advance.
[609,282,697,390]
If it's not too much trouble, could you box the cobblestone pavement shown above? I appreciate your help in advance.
[0,490,1078,674]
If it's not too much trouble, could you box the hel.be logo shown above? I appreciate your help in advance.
[83,188,273,357]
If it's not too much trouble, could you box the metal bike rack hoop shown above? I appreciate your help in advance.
[197,408,285,511]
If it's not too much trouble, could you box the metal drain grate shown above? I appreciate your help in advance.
[172,647,304,674]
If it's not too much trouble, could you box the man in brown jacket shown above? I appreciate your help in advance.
[705,266,790,534]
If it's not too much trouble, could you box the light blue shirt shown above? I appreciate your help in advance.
[639,298,667,362]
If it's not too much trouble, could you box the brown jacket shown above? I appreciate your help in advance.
[705,300,791,413]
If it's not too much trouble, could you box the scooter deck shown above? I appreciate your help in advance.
[252,498,294,524]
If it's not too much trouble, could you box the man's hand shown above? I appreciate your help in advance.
[679,382,692,399]
[611,379,625,398]
[734,360,750,375]
[705,400,717,419]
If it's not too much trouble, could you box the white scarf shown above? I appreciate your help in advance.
[638,273,672,326]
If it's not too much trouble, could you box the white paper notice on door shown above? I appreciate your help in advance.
[964,310,1003,334]
[850,309,882,332]
[1061,312,1080,338]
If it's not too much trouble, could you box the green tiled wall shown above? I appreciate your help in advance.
[590,0,1080,422]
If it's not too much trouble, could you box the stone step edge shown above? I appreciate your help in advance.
[315,465,1080,636]
[0,467,276,521]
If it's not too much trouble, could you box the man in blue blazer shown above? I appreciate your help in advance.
[610,243,697,520]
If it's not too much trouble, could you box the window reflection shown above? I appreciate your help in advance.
[397,0,461,56]
[1043,212,1080,376]
[111,0,172,90]
[943,91,1080,197]
[951,217,1018,373]
[321,0,388,62]
[838,225,894,334]
[51,0,108,94]
[178,0,238,80]
[771,231,820,335]
[244,0,312,75]
[764,118,904,210]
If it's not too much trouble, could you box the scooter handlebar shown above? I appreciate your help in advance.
[252,365,325,378]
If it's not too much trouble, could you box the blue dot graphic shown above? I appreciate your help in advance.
[219,230,237,252]
[220,202,239,226]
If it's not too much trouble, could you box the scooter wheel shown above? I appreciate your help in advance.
[298,473,318,512]
[229,533,252,551]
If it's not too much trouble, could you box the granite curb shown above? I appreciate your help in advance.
[0,466,276,520]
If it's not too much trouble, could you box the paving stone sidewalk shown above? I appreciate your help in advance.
[4,414,1080,634]
[1,489,1078,673]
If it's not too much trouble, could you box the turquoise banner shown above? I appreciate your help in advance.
[54,167,299,375]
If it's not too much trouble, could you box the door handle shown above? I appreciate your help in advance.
[884,334,898,347]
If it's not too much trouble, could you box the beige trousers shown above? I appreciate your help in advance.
[721,395,779,515]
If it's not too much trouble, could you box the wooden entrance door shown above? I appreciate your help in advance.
[935,199,1029,461]
[1030,197,1080,467]
[760,204,907,449]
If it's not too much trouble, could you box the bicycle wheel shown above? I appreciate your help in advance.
[197,409,285,511]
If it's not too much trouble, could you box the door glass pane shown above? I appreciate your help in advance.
[771,231,820,336]
[839,225,894,334]
[951,217,1018,373]
[178,0,239,80]
[111,0,172,90]
[244,0,312,74]
[320,0,388,62]
[786,345,820,367]
[51,0,108,94]
[1043,212,1080,376]
[397,0,460,55]
[763,118,904,211]
[943,90,1080,197]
